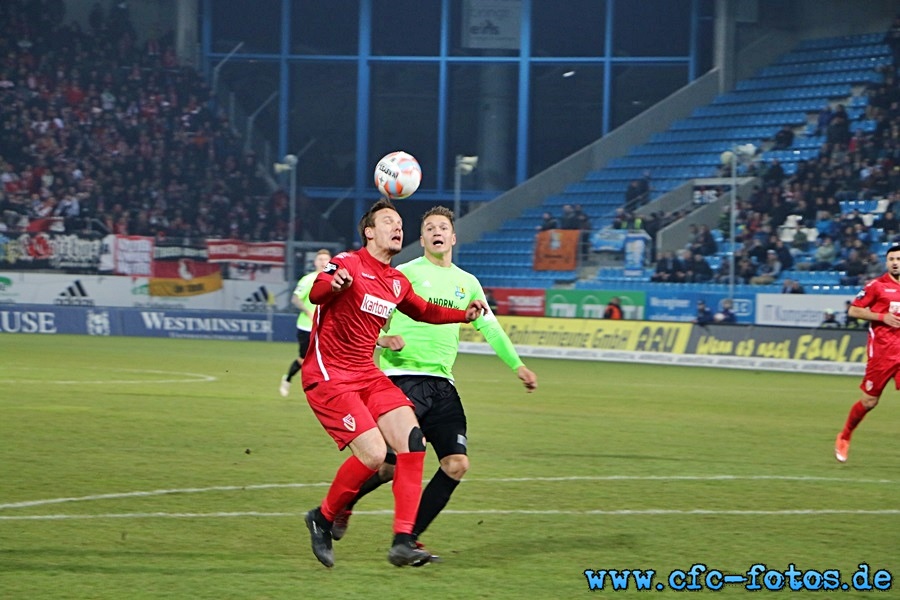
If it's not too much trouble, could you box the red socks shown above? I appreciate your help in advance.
[321,455,377,522]
[840,401,870,441]
[392,452,425,535]
[319,451,425,534]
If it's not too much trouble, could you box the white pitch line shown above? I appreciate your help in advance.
[0,482,328,510]
[2,508,900,521]
[4,368,217,385]
[1,475,896,512]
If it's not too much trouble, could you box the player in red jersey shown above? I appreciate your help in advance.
[835,244,900,462]
[301,198,488,567]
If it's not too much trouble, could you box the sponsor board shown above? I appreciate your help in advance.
[484,287,545,316]
[0,272,290,311]
[645,290,754,324]
[0,304,296,341]
[755,293,856,327]
[686,324,867,362]
[461,316,691,353]
[0,304,118,335]
[544,289,646,320]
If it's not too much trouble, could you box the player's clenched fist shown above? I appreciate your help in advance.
[464,299,489,322]
[330,268,353,292]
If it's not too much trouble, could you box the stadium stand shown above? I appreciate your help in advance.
[0,1,285,243]
[457,27,898,295]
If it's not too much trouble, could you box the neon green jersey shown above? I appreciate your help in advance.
[379,256,524,381]
[293,271,318,331]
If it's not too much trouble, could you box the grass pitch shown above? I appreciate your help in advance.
[1,334,898,599]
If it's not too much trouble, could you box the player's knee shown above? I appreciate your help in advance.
[353,433,387,469]
[862,395,880,410]
[442,454,469,480]
[358,450,385,470]
[407,426,426,452]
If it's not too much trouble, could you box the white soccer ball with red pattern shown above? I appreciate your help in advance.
[374,151,422,199]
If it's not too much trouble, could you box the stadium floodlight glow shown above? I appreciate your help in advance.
[274,154,299,283]
[454,155,479,218]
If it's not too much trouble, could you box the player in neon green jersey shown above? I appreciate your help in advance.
[330,206,537,557]
[279,248,331,397]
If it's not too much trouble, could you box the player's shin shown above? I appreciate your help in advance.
[321,455,378,521]
[392,451,425,535]
[413,467,460,537]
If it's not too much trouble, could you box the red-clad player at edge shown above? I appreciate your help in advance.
[300,198,488,567]
[835,243,900,462]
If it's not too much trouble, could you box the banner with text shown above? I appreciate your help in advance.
[686,323,867,364]
[0,303,296,342]
[755,293,857,328]
[644,289,756,324]
[460,315,692,354]
[149,259,223,297]
[206,239,285,265]
[99,235,154,275]
[1,232,103,271]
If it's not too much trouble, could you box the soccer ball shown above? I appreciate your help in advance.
[374,151,422,199]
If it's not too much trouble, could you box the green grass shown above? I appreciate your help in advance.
[1,334,898,599]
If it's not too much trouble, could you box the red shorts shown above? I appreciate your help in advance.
[859,353,900,397]
[304,373,413,449]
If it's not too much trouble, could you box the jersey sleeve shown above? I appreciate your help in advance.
[851,280,878,309]
[309,252,351,304]
[397,278,468,324]
[469,278,525,371]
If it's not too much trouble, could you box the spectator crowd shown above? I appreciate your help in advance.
[0,0,290,244]
[648,33,900,291]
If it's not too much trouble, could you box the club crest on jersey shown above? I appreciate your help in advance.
[361,293,396,318]
[455,286,465,299]
[393,279,401,298]
[342,414,356,432]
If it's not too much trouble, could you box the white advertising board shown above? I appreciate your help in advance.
[755,293,857,327]
[0,272,292,312]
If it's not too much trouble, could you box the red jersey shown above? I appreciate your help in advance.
[301,247,468,387]
[851,272,900,357]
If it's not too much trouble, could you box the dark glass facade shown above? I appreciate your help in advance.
[205,0,712,243]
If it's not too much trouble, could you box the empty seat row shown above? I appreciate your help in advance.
[775,43,889,65]
[714,84,852,104]
[758,56,891,78]
[795,32,884,51]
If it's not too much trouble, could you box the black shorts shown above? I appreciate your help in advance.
[296,328,311,358]
[389,375,467,460]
